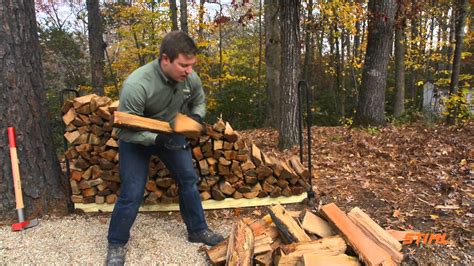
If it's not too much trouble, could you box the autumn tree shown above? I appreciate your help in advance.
[0,0,69,221]
[86,0,106,95]
[354,0,397,126]
[278,0,301,149]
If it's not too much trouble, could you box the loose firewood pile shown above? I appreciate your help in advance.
[207,203,404,266]
[62,94,311,205]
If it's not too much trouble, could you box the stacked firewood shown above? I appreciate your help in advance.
[62,94,312,205]
[207,203,404,265]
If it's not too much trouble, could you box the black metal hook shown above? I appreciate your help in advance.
[298,80,317,206]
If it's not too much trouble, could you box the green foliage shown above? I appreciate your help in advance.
[443,89,473,126]
[208,79,265,129]
[364,126,381,136]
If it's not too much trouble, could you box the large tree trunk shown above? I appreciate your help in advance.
[86,0,105,95]
[179,0,188,35]
[169,0,178,31]
[264,0,281,128]
[394,4,407,117]
[278,0,301,149]
[354,0,397,126]
[0,0,69,221]
[449,0,469,95]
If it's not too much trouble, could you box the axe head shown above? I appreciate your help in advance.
[11,218,39,231]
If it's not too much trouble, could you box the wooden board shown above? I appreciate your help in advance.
[75,193,307,212]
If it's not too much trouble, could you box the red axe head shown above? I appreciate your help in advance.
[11,218,39,231]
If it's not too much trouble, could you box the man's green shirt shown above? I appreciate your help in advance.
[117,60,206,146]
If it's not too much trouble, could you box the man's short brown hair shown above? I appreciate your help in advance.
[160,31,198,62]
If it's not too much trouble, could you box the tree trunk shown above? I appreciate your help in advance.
[406,0,418,102]
[394,4,407,117]
[169,0,178,31]
[86,0,105,95]
[264,0,281,128]
[303,0,313,82]
[354,0,397,126]
[198,0,205,39]
[257,0,263,119]
[0,0,69,221]
[449,0,468,95]
[179,0,188,35]
[278,0,301,149]
[447,7,456,73]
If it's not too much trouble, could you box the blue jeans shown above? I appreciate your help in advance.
[107,134,208,246]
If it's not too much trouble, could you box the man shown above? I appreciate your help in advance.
[106,31,224,265]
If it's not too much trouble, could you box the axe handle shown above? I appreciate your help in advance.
[8,127,24,210]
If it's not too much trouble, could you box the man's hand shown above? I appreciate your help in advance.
[189,114,203,124]
[189,114,207,135]
[155,133,170,146]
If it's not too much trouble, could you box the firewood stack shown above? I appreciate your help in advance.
[62,94,312,205]
[206,203,404,266]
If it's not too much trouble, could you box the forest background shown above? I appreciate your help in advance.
[36,0,473,154]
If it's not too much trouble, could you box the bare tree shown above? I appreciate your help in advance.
[278,0,301,149]
[0,0,69,220]
[354,0,397,126]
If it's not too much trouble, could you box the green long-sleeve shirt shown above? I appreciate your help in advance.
[117,60,206,146]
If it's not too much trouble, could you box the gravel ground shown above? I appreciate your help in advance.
[0,213,230,265]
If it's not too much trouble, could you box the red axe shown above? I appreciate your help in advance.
[8,127,39,231]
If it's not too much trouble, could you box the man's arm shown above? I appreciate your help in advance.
[117,82,159,146]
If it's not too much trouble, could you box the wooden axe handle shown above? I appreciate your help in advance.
[8,127,24,210]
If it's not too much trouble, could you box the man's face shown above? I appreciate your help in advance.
[161,53,196,82]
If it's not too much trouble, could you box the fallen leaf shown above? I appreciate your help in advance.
[430,214,439,220]
[393,209,401,218]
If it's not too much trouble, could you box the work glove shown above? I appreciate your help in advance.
[189,114,203,124]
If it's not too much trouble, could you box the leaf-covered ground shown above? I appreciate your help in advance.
[239,122,473,265]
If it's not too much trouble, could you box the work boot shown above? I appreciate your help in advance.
[188,229,225,246]
[105,245,126,266]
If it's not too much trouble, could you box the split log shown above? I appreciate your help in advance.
[225,219,254,266]
[348,207,404,263]
[112,111,172,133]
[301,210,335,237]
[320,203,395,266]
[280,235,347,257]
[301,254,360,266]
[269,204,311,243]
